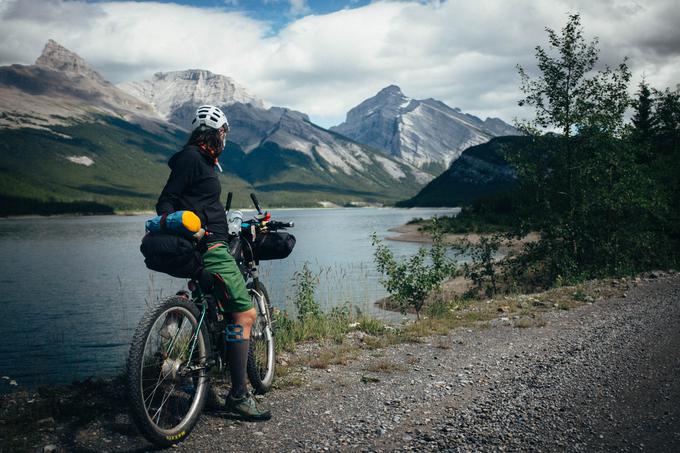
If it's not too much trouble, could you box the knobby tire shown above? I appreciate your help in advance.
[247,282,276,394]
[127,296,211,447]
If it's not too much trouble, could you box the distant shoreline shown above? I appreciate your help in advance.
[386,220,539,252]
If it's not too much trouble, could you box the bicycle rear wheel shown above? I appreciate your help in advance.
[127,296,211,447]
[247,282,276,394]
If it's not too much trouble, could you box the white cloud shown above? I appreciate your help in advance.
[288,0,310,16]
[1,0,679,128]
[0,0,274,85]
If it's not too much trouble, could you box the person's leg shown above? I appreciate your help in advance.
[202,242,271,420]
[225,308,256,398]
[225,309,271,421]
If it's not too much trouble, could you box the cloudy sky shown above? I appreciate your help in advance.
[1,0,679,128]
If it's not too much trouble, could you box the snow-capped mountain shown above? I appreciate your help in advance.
[120,73,431,185]
[119,70,265,127]
[331,85,519,171]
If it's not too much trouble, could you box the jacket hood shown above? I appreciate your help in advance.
[168,145,212,169]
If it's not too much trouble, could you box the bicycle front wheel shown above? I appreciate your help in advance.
[247,282,276,394]
[127,296,211,447]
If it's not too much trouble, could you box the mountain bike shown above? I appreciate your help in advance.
[127,193,295,446]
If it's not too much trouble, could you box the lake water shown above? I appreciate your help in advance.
[0,207,458,390]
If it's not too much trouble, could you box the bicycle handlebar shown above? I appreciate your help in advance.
[241,219,293,231]
[267,220,294,230]
[250,193,263,214]
[229,193,294,231]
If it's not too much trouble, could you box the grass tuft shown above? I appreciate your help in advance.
[364,359,403,373]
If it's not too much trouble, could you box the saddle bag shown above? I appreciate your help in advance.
[140,233,203,279]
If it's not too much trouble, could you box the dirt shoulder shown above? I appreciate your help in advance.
[3,272,679,452]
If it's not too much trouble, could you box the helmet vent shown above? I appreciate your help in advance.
[191,104,229,131]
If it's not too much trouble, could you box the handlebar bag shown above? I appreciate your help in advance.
[140,233,203,278]
[250,232,296,261]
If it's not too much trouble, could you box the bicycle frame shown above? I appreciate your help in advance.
[185,299,207,365]
[177,287,222,376]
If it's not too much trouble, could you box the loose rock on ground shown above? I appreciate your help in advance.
[2,273,679,452]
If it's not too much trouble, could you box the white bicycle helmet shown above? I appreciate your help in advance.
[191,105,229,131]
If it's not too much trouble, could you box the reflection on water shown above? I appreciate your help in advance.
[0,207,458,389]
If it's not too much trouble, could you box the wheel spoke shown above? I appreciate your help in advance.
[143,369,166,408]
[165,316,187,359]
[143,313,197,404]
[129,298,211,445]
[136,304,208,432]
[153,384,175,425]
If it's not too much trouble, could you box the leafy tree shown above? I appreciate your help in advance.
[513,14,631,243]
[372,220,454,319]
[652,87,680,155]
[516,14,630,137]
[649,87,680,253]
[506,13,675,282]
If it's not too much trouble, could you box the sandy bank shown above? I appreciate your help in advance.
[385,222,539,254]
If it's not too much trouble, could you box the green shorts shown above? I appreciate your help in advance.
[202,241,253,313]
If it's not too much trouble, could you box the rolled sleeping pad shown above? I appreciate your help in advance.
[146,211,203,238]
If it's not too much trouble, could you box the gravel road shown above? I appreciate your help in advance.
[11,273,680,452]
[167,273,680,452]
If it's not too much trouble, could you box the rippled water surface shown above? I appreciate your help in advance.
[0,207,458,389]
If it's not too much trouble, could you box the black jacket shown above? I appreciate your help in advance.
[156,145,228,242]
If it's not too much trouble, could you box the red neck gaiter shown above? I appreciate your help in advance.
[198,143,220,166]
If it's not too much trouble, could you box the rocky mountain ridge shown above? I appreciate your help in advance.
[0,40,162,130]
[119,70,431,184]
[0,40,432,212]
[35,39,107,83]
[397,136,525,207]
[331,85,519,172]
[119,70,265,127]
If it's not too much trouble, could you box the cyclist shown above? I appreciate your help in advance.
[155,104,271,421]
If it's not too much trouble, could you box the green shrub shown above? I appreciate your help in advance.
[292,262,320,321]
[372,219,455,319]
[456,234,503,297]
[357,316,385,335]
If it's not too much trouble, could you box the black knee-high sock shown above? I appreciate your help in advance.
[227,338,250,398]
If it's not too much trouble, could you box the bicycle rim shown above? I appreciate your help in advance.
[251,324,274,381]
[249,289,275,390]
[139,306,207,435]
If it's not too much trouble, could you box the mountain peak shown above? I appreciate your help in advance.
[375,85,408,104]
[35,39,104,82]
[119,69,265,124]
[331,87,519,170]
[378,84,404,96]
[152,69,234,84]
